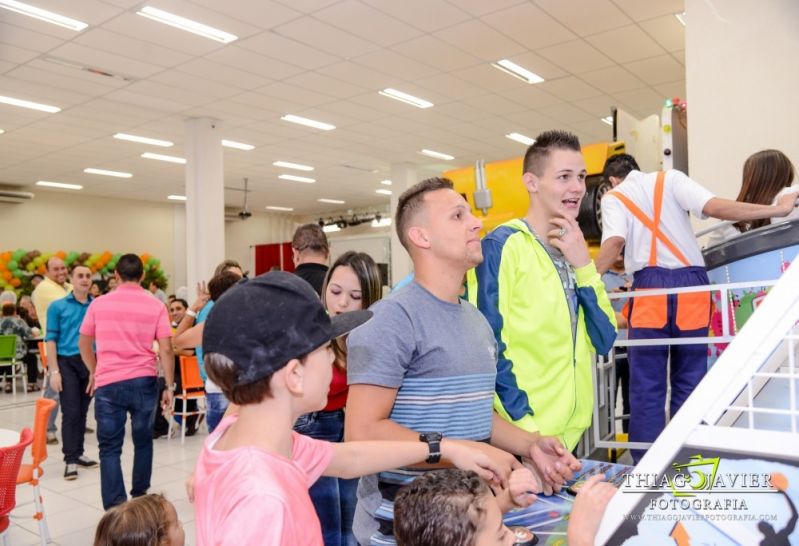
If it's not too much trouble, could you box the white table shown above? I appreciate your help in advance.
[0,428,21,448]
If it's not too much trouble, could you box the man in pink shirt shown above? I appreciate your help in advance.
[79,254,174,510]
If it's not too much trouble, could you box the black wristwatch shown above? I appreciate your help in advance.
[419,432,443,464]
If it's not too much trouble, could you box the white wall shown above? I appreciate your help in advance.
[0,190,296,290]
[686,0,799,205]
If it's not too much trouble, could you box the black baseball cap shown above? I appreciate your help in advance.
[202,271,372,386]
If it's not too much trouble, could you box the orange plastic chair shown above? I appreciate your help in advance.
[16,398,56,546]
[170,356,206,443]
[37,342,48,394]
[0,428,33,546]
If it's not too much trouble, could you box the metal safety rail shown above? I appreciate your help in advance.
[595,255,799,543]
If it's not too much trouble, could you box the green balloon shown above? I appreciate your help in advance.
[26,263,35,272]
[13,269,24,278]
[7,260,16,270]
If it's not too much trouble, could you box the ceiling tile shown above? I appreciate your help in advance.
[257,81,336,107]
[453,0,528,17]
[236,32,339,70]
[273,0,340,14]
[623,54,685,84]
[6,64,121,96]
[586,24,666,63]
[671,50,685,66]
[46,42,164,79]
[150,70,242,98]
[73,28,193,68]
[0,21,64,52]
[391,35,481,72]
[436,19,527,62]
[452,64,531,93]
[274,16,378,59]
[533,0,632,35]
[483,2,577,50]
[571,94,618,117]
[638,14,685,52]
[578,65,647,93]
[611,87,665,112]
[188,0,301,28]
[176,58,272,89]
[537,76,603,101]
[611,0,684,22]
[498,51,570,81]
[653,80,686,101]
[313,0,421,46]
[360,0,470,32]
[537,102,594,124]
[462,93,528,116]
[205,45,306,81]
[538,40,616,74]
[499,86,564,109]
[316,61,394,91]
[0,43,41,64]
[283,72,366,100]
[414,73,487,102]
[101,89,194,114]
[353,49,438,81]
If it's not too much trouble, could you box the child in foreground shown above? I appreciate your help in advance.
[394,469,616,546]
[94,493,184,546]
[191,272,510,545]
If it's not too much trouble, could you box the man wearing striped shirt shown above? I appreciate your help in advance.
[345,177,581,546]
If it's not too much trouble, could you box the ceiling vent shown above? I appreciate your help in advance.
[0,190,34,204]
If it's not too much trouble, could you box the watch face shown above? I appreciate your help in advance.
[422,432,442,442]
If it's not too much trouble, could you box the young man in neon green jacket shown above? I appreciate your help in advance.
[468,130,617,451]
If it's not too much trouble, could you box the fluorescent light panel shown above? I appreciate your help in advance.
[0,0,88,31]
[222,139,254,151]
[84,168,132,178]
[167,195,187,201]
[419,149,454,161]
[492,59,545,84]
[380,179,392,186]
[273,161,313,171]
[266,206,294,212]
[114,133,173,147]
[280,114,336,131]
[36,181,82,190]
[378,88,434,109]
[136,6,237,43]
[675,11,686,26]
[506,132,536,146]
[322,224,340,233]
[601,116,613,126]
[141,152,186,164]
[0,129,4,135]
[279,174,316,183]
[0,94,60,113]
[376,189,392,196]
[318,198,345,204]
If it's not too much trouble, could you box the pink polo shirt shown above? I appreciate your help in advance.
[80,283,172,388]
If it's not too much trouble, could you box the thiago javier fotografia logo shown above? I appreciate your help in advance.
[620,454,779,506]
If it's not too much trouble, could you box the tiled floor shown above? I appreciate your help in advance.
[1,390,204,546]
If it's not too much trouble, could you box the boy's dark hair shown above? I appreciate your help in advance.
[395,177,454,250]
[1,303,15,317]
[115,254,143,282]
[523,130,581,176]
[292,224,329,255]
[205,351,307,405]
[394,469,491,546]
[213,259,242,277]
[93,493,170,546]
[602,153,640,183]
[208,270,241,302]
[171,298,189,309]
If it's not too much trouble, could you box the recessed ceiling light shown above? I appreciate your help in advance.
[372,217,392,228]
[318,198,345,204]
[84,168,132,178]
[378,88,434,109]
[322,224,340,233]
[675,11,686,26]
[0,94,60,113]
[273,161,314,171]
[113,133,173,147]
[280,114,336,131]
[36,181,82,190]
[279,174,316,183]
[222,139,254,151]
[141,152,186,164]
[601,116,613,126]
[419,149,454,161]
[381,179,392,186]
[505,132,536,146]
[167,195,187,201]
[0,0,88,31]
[0,129,4,135]
[136,5,238,43]
[492,59,545,84]
[266,205,294,212]
[376,189,392,196]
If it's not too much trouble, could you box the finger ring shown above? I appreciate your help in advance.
[558,227,566,239]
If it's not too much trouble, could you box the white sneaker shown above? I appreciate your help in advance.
[64,464,78,480]
[46,432,58,445]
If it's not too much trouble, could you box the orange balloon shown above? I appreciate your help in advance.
[0,263,6,272]
[56,250,66,259]
[2,271,10,281]
[37,264,46,274]
[771,473,788,491]
[9,277,20,287]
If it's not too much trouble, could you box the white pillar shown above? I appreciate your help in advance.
[185,118,225,291]
[686,0,799,203]
[389,162,417,286]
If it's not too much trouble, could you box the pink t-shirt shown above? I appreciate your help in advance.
[193,416,334,546]
[79,283,172,388]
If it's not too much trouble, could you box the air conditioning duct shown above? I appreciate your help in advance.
[0,190,34,204]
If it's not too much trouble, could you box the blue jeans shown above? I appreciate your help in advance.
[95,376,158,510]
[294,409,358,546]
[206,392,229,434]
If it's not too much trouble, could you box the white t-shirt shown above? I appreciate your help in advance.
[705,184,799,247]
[601,170,715,273]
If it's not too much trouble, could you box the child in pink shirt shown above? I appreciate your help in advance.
[192,272,516,546]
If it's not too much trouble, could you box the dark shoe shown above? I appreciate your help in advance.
[76,455,98,468]
[64,464,78,480]
[27,384,40,392]
[46,432,59,445]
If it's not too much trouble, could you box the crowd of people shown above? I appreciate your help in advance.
[2,130,797,546]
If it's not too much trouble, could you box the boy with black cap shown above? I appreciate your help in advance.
[192,272,510,546]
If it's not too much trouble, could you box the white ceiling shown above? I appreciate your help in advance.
[0,0,685,215]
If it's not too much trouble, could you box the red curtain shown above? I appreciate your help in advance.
[254,242,294,276]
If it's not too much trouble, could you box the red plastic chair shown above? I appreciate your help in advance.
[0,428,34,546]
[16,399,56,546]
[170,356,207,443]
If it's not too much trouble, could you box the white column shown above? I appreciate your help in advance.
[686,0,799,201]
[172,203,187,291]
[185,118,225,291]
[389,162,417,286]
